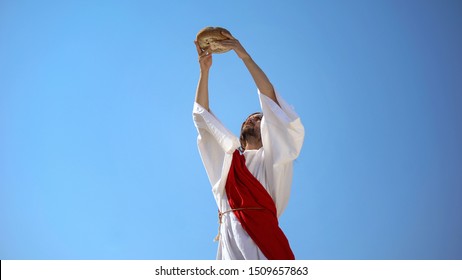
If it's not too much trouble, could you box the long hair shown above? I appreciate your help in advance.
[239,112,263,150]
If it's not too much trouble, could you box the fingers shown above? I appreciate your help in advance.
[221,31,235,40]
[199,50,211,59]
[199,53,211,63]
[194,40,202,54]
[215,40,233,46]
[214,39,238,50]
[194,41,209,56]
[214,38,249,59]
[194,40,211,58]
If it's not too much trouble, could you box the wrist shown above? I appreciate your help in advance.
[200,68,210,75]
[238,49,251,60]
[240,54,252,62]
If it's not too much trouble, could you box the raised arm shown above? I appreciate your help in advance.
[217,32,280,106]
[194,41,212,111]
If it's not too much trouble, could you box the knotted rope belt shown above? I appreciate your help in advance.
[214,207,264,242]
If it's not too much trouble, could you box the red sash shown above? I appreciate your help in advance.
[225,150,295,260]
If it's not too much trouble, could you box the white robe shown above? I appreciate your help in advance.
[192,90,305,260]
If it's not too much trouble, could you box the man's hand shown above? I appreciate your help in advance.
[216,32,251,60]
[195,40,212,72]
[194,40,211,111]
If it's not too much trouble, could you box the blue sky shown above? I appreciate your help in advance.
[1,0,461,259]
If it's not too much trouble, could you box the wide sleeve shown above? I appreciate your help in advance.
[192,102,240,188]
[259,89,305,216]
[259,90,305,165]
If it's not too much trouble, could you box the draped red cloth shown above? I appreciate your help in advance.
[225,149,295,260]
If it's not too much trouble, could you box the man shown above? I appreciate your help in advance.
[192,30,304,260]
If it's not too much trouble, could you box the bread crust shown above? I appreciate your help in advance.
[196,27,232,54]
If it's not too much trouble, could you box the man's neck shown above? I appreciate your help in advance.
[245,142,262,150]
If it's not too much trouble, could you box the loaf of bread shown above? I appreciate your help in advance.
[196,27,232,54]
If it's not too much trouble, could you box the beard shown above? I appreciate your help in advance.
[241,124,261,143]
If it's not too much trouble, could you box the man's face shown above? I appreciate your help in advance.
[243,112,262,129]
[241,113,263,139]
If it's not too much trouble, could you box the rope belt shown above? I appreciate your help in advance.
[214,207,264,242]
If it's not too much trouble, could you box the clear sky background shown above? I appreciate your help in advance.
[1,0,461,260]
